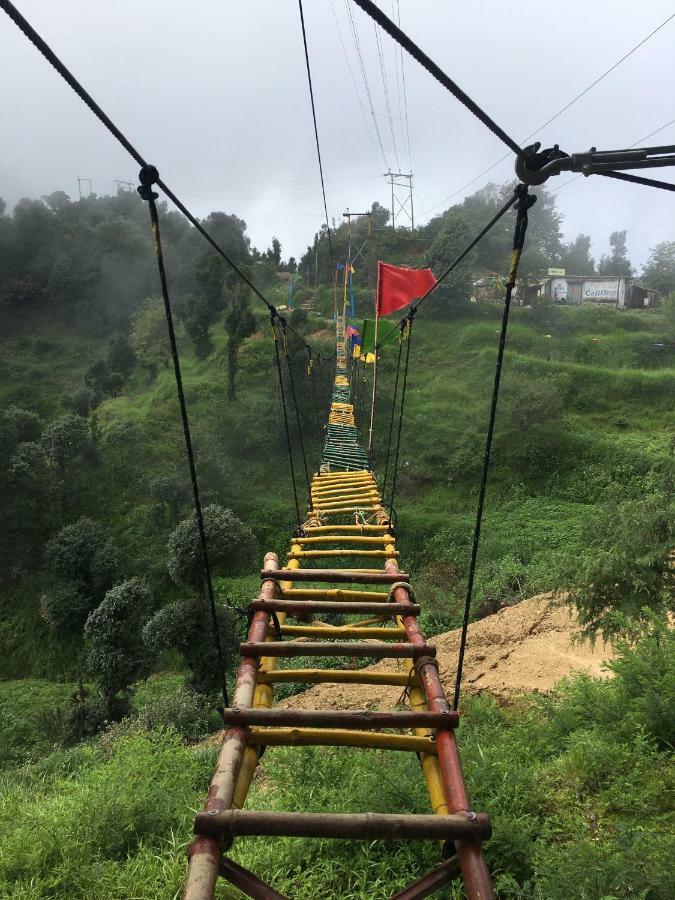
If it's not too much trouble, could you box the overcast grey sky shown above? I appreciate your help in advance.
[2,1,674,269]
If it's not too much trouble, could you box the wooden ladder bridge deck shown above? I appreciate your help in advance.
[185,328,494,899]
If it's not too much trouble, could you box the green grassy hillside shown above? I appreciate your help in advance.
[1,297,673,898]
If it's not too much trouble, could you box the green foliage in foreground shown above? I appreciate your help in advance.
[0,632,672,899]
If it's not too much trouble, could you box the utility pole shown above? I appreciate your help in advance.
[77,177,92,200]
[384,170,414,231]
[113,178,134,193]
[342,210,373,300]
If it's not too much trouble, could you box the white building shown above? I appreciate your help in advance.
[540,274,657,309]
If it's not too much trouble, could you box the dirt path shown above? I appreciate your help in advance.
[282,593,614,711]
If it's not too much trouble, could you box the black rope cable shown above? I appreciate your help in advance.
[307,348,323,463]
[0,0,319,357]
[452,184,537,711]
[350,0,526,160]
[381,323,405,500]
[297,0,336,269]
[599,170,675,192]
[271,313,303,530]
[282,320,312,503]
[387,312,414,516]
[137,166,229,711]
[376,191,518,350]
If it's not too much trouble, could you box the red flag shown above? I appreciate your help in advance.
[376,261,437,316]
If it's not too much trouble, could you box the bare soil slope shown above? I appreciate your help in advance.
[282,593,614,711]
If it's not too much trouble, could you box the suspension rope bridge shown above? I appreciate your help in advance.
[2,1,674,897]
[185,319,494,900]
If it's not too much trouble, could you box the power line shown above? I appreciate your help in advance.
[344,0,390,169]
[395,0,412,171]
[327,0,382,167]
[297,0,335,268]
[419,11,675,220]
[373,17,400,171]
[351,0,525,159]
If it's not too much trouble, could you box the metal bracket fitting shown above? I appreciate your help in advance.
[516,141,675,185]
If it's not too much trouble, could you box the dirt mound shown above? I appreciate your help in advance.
[282,594,614,711]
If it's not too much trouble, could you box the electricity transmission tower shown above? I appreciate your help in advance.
[77,177,92,199]
[384,170,414,231]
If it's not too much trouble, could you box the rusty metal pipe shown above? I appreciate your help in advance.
[262,568,409,584]
[239,640,434,659]
[385,557,495,900]
[196,810,491,843]
[250,599,415,615]
[390,856,460,899]
[222,707,459,730]
[183,552,279,900]
[219,857,287,900]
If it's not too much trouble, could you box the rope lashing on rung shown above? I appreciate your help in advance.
[387,581,415,604]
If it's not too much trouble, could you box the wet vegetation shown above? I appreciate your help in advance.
[0,184,673,896]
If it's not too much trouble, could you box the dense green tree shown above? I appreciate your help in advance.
[225,285,256,401]
[106,332,136,378]
[167,504,257,602]
[180,254,228,358]
[424,215,474,313]
[42,584,96,641]
[130,296,169,378]
[268,237,282,268]
[598,230,633,276]
[642,241,675,296]
[85,577,152,719]
[562,487,673,640]
[494,377,566,470]
[143,597,237,695]
[40,413,91,476]
[561,234,595,275]
[41,191,71,212]
[45,517,118,599]
[3,406,43,443]
[149,473,188,524]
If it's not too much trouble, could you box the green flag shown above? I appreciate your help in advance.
[361,319,399,355]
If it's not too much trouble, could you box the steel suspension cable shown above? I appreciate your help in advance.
[282,321,312,503]
[388,312,414,516]
[452,184,536,711]
[271,314,303,530]
[307,348,323,463]
[297,0,336,269]
[381,323,405,500]
[599,170,675,192]
[350,0,526,160]
[137,166,229,710]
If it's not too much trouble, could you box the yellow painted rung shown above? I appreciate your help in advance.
[302,526,390,533]
[279,625,407,639]
[310,506,382,515]
[281,589,390,601]
[248,727,435,753]
[287,550,399,559]
[295,536,392,545]
[311,495,378,505]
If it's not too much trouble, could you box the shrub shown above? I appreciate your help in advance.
[85,578,153,719]
[167,504,257,591]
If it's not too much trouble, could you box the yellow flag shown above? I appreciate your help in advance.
[364,352,376,364]
[352,344,361,359]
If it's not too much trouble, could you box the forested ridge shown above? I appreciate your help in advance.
[0,183,673,898]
